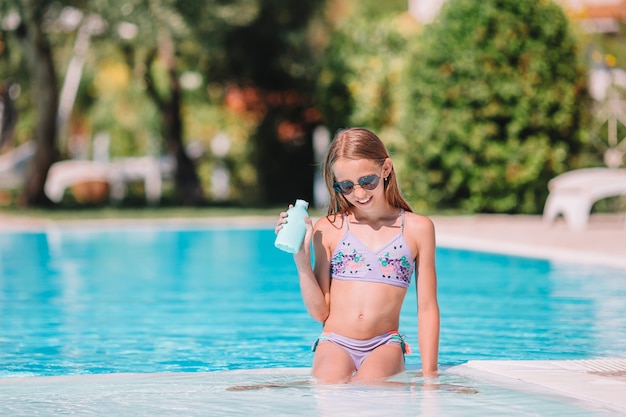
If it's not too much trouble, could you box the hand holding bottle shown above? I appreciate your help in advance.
[274,199,310,254]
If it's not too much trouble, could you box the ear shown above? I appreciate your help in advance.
[382,158,393,179]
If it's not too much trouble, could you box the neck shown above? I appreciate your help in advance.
[350,205,400,228]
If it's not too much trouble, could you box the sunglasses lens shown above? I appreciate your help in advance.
[359,175,380,190]
[333,181,354,195]
[333,174,381,195]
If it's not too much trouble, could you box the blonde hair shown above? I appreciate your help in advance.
[323,127,412,216]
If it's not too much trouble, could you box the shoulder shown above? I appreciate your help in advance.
[313,214,345,247]
[404,211,435,232]
[402,212,436,265]
[313,214,345,235]
[403,212,436,245]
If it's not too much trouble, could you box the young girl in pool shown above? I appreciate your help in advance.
[276,127,439,384]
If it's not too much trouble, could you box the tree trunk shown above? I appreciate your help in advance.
[163,67,205,206]
[19,3,59,206]
[145,37,205,206]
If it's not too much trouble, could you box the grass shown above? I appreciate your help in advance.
[0,206,278,221]
[0,182,320,220]
[0,198,326,221]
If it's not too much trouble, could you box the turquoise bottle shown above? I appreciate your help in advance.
[274,199,309,253]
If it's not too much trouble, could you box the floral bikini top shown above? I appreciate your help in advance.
[330,210,414,289]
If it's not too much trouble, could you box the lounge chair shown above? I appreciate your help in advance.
[44,156,167,205]
[0,141,35,189]
[543,98,626,231]
[542,167,626,231]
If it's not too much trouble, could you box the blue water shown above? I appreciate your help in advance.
[0,225,625,378]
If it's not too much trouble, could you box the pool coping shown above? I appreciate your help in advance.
[448,359,626,413]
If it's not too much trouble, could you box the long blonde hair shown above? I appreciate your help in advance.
[323,127,412,217]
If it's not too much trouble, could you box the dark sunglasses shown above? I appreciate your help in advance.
[333,174,381,195]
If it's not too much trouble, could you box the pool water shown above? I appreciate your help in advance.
[0,224,625,416]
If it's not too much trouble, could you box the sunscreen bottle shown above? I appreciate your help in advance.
[274,199,309,253]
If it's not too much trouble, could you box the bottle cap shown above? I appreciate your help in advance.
[294,199,309,209]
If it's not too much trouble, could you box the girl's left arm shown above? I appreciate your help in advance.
[411,215,440,377]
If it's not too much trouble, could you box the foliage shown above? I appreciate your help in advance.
[399,0,590,214]
[182,101,258,202]
[314,12,420,147]
[0,0,326,207]
[0,0,94,149]
[193,0,326,205]
[0,0,66,205]
[312,9,428,201]
[589,22,626,70]
[1,0,597,211]
[0,12,31,146]
[92,0,326,206]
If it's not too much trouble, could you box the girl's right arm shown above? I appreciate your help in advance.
[277,210,331,323]
[293,217,331,323]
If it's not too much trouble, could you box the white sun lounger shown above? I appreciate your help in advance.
[44,157,167,205]
[542,167,626,231]
[0,141,35,189]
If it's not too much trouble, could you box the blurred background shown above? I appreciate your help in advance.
[0,0,624,215]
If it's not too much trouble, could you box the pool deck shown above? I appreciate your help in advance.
[431,213,626,268]
[449,359,626,413]
[1,212,625,414]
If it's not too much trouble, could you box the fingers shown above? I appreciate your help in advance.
[275,212,287,234]
[303,215,313,234]
[275,204,294,234]
[300,216,314,250]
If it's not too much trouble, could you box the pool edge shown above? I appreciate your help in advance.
[448,359,626,413]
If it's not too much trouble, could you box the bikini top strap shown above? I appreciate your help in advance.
[345,213,350,231]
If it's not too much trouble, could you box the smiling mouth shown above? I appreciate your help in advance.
[355,196,372,204]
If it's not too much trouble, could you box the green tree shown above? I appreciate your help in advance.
[96,0,326,206]
[0,0,61,206]
[400,0,590,214]
[2,1,328,207]
[314,11,419,164]
[185,0,326,205]
[90,0,206,205]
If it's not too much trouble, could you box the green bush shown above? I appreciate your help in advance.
[315,13,419,140]
[399,0,590,214]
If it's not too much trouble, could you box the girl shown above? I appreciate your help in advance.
[277,127,439,383]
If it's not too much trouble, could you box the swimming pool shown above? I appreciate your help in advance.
[0,223,625,415]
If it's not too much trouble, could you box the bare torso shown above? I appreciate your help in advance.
[323,280,407,339]
[318,212,415,339]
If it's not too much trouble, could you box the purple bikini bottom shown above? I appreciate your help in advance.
[312,331,411,370]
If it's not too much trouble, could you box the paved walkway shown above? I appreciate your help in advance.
[431,214,626,268]
[450,359,626,414]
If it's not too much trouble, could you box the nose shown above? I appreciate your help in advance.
[353,184,369,198]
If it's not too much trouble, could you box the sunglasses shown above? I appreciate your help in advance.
[333,174,381,195]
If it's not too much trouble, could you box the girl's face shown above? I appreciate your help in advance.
[332,158,392,211]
